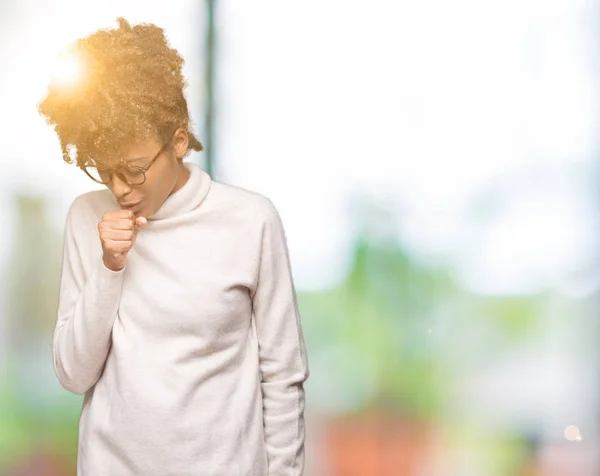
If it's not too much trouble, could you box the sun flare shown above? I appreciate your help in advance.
[50,52,84,89]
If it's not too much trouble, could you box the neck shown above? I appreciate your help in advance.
[171,161,191,196]
[146,162,212,221]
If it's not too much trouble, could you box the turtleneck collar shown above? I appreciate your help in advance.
[148,161,212,221]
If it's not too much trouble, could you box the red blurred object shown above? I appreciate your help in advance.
[323,412,430,476]
[8,449,75,476]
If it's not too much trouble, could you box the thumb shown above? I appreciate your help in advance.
[134,217,147,236]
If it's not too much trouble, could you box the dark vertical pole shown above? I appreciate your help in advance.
[204,0,216,177]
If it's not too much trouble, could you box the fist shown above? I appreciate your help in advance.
[98,209,147,272]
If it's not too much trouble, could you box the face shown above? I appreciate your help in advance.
[106,128,190,219]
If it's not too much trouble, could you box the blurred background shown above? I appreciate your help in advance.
[1,0,600,474]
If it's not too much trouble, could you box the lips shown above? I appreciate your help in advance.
[120,201,141,211]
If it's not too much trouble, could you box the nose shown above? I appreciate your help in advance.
[110,173,133,198]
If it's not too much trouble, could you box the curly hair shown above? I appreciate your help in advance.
[38,17,203,168]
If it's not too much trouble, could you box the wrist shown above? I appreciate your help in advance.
[102,256,124,272]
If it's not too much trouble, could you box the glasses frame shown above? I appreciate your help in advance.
[80,133,175,186]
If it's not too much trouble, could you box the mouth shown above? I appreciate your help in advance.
[119,201,141,212]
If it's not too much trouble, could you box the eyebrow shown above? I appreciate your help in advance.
[91,156,150,169]
[125,157,150,164]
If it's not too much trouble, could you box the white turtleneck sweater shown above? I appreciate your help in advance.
[53,162,309,476]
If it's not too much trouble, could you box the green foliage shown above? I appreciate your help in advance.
[0,387,31,469]
[0,364,81,471]
[471,295,543,343]
[300,233,455,418]
[299,227,543,419]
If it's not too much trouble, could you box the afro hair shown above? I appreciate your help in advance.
[38,17,203,168]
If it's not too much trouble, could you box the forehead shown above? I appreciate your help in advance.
[92,135,162,166]
[122,136,162,159]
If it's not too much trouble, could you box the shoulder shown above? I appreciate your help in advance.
[208,180,282,226]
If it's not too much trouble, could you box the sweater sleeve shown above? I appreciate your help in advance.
[250,198,310,476]
[53,198,126,395]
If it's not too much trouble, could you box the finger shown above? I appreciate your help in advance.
[104,210,135,221]
[104,239,132,253]
[103,230,135,241]
[102,218,136,231]
[135,217,148,227]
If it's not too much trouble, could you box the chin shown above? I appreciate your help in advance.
[137,207,152,219]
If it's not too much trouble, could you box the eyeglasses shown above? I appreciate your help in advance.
[80,134,174,186]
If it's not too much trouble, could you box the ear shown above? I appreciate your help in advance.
[173,127,189,159]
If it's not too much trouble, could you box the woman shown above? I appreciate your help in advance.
[38,17,309,476]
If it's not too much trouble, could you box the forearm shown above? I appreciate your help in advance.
[262,371,308,476]
[53,256,124,394]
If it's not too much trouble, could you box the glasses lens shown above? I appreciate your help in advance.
[84,166,111,184]
[83,165,146,185]
[122,168,145,185]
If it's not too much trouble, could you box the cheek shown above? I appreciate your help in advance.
[146,165,178,201]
